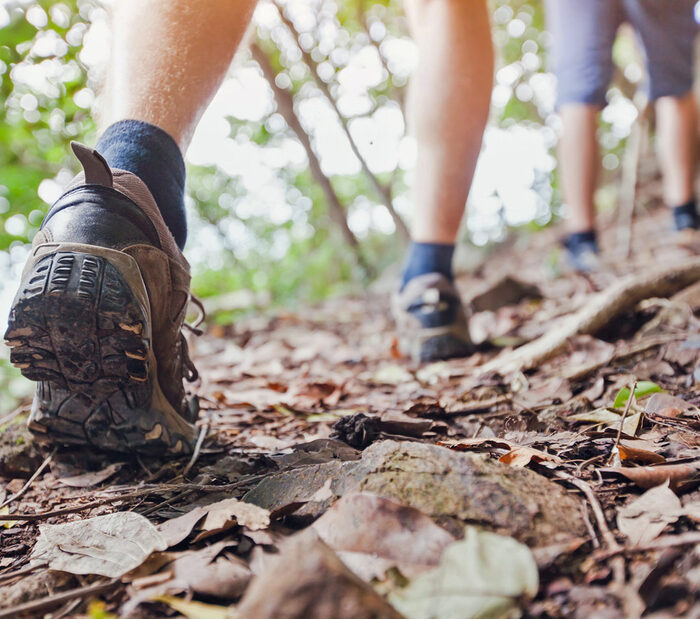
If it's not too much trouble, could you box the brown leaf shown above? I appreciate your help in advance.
[169,541,251,600]
[56,462,124,488]
[499,446,561,469]
[618,443,665,465]
[157,506,209,547]
[645,393,692,415]
[600,462,700,491]
[311,492,455,580]
[202,498,270,532]
[617,482,683,545]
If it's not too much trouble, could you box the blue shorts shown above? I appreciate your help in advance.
[545,0,698,107]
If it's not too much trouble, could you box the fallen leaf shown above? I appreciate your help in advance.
[154,595,232,619]
[0,505,17,529]
[367,364,414,385]
[499,445,561,468]
[158,506,209,547]
[56,462,124,488]
[617,482,683,545]
[202,497,270,532]
[169,541,251,600]
[312,492,455,580]
[31,512,167,577]
[600,462,700,491]
[618,443,665,465]
[645,393,692,415]
[388,527,539,619]
[613,381,663,408]
[569,408,641,435]
[58,462,124,488]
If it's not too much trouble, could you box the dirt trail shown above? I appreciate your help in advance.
[1,205,699,618]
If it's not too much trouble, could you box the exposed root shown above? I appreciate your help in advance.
[479,256,700,375]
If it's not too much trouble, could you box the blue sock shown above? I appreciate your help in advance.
[96,120,187,249]
[401,242,455,290]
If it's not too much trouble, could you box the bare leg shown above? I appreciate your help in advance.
[404,0,493,243]
[557,104,600,233]
[101,0,258,150]
[655,91,698,207]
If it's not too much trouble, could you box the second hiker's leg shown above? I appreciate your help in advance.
[545,0,623,271]
[627,0,699,230]
[394,0,493,362]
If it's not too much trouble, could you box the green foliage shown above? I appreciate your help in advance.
[613,381,663,408]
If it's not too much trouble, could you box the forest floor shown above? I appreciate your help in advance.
[1,202,700,618]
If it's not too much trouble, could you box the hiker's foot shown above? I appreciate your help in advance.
[672,201,700,233]
[562,230,600,274]
[393,273,472,362]
[4,143,199,455]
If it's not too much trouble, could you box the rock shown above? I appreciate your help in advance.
[349,441,585,546]
[237,530,402,619]
[245,440,586,546]
[0,423,45,478]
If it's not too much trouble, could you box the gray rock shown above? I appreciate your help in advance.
[245,440,585,546]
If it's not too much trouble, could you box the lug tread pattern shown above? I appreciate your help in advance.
[5,251,194,455]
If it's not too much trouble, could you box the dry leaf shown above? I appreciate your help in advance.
[618,443,665,465]
[617,482,683,545]
[499,445,561,468]
[56,462,124,488]
[600,462,700,491]
[31,512,167,577]
[158,506,209,547]
[312,492,455,580]
[388,527,539,619]
[202,497,270,532]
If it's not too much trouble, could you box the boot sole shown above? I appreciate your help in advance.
[5,246,195,455]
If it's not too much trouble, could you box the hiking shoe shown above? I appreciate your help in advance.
[672,202,700,232]
[4,143,199,455]
[392,273,472,362]
[562,232,600,274]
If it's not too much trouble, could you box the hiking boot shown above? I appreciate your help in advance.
[392,273,472,362]
[4,143,199,455]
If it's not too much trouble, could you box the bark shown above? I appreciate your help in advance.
[271,2,411,242]
[251,43,373,277]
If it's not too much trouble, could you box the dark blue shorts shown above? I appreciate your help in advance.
[545,0,698,107]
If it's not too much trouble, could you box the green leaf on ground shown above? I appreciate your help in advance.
[387,526,538,619]
[613,381,663,408]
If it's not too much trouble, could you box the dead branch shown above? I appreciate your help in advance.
[251,42,373,277]
[479,256,700,375]
[271,1,411,241]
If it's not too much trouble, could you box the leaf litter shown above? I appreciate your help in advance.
[2,208,700,617]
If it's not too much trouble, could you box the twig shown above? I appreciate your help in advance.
[0,475,268,521]
[182,423,208,478]
[271,1,410,241]
[593,531,700,560]
[251,42,373,276]
[0,562,45,585]
[614,380,637,452]
[0,579,119,619]
[0,448,55,509]
[557,472,620,551]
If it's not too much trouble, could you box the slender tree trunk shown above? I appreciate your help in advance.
[272,1,410,242]
[251,43,373,277]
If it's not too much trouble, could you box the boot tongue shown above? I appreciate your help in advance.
[70,142,113,187]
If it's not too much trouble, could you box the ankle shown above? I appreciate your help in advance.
[400,241,455,290]
[671,199,699,231]
[96,120,187,249]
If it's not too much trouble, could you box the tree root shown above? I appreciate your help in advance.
[478,256,700,376]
